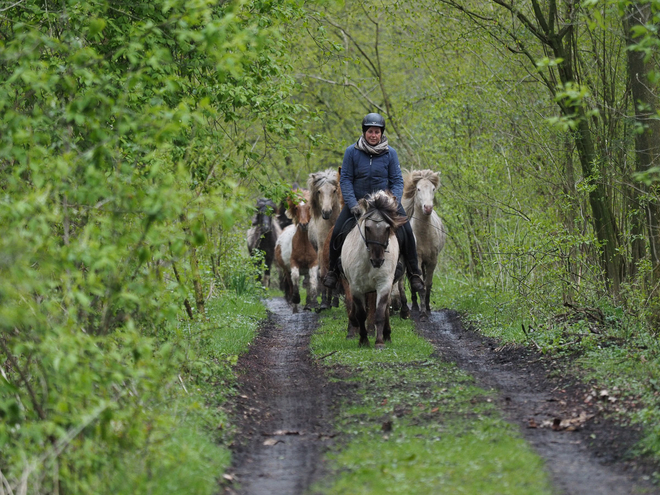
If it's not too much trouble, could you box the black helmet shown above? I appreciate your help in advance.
[362,113,386,133]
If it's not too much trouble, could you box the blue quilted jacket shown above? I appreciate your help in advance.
[340,143,404,210]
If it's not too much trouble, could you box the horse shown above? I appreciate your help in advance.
[341,191,406,348]
[399,169,446,317]
[246,198,282,287]
[274,190,319,313]
[307,168,343,310]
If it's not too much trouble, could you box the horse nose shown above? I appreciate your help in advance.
[322,210,332,220]
[423,205,433,215]
[370,259,384,268]
[300,222,309,232]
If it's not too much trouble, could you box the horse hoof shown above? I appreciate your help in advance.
[375,343,385,349]
[359,340,370,348]
[346,333,357,339]
[319,302,329,310]
[420,313,429,322]
[292,294,301,304]
[400,308,411,320]
[332,298,339,307]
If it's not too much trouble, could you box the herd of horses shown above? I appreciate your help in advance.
[246,168,446,348]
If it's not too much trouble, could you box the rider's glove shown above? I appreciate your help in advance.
[350,205,361,218]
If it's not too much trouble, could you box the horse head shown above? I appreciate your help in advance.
[402,169,441,217]
[253,198,276,234]
[308,169,341,220]
[358,191,406,269]
[286,190,312,231]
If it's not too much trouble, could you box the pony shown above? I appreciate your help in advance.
[400,169,446,317]
[274,190,318,313]
[307,168,343,310]
[246,198,282,287]
[341,191,406,347]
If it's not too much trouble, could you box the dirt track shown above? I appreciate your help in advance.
[223,299,657,495]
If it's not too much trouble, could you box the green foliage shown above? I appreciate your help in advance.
[0,0,298,491]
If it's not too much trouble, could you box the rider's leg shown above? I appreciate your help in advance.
[324,205,352,288]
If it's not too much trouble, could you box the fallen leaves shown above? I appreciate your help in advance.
[527,411,596,431]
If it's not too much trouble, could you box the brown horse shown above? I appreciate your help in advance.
[274,190,318,313]
[307,168,343,310]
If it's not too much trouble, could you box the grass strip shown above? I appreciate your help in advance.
[311,306,553,494]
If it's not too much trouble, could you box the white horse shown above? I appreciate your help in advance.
[341,191,406,348]
[307,168,343,309]
[401,169,446,316]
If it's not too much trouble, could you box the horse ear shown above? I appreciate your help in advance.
[307,173,317,190]
[286,197,297,220]
[357,198,368,215]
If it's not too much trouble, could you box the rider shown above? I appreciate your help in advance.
[323,112,425,292]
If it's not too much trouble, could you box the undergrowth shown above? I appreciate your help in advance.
[310,306,553,494]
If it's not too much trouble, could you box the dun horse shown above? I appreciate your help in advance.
[400,169,446,317]
[341,191,406,347]
[246,198,282,287]
[307,168,343,310]
[274,191,318,313]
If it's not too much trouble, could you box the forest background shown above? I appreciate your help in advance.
[2,0,660,492]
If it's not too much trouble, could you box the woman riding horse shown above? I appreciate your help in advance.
[323,113,425,293]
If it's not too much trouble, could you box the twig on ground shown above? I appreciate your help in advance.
[318,350,338,360]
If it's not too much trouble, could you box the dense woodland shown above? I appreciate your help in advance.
[2,0,660,492]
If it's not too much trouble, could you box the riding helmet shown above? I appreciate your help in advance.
[362,113,386,133]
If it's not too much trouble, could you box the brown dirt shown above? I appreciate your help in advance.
[221,298,340,495]
[222,299,659,495]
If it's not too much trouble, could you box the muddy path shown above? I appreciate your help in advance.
[223,298,337,495]
[419,310,656,495]
[224,299,656,494]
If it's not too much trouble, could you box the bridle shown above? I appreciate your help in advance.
[356,210,391,250]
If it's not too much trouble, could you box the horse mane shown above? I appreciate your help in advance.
[307,168,341,218]
[359,190,407,230]
[402,169,441,200]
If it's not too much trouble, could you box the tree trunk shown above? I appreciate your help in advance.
[623,2,660,277]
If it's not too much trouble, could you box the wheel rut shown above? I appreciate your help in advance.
[223,298,336,495]
[419,309,655,495]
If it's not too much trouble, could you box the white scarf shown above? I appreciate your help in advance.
[356,135,389,156]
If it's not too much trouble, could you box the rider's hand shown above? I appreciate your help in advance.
[350,205,361,218]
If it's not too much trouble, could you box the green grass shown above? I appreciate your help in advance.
[102,292,265,494]
[311,306,553,495]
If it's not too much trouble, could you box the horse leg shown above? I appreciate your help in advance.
[384,305,392,342]
[332,285,341,307]
[290,265,301,313]
[374,292,390,348]
[319,286,330,311]
[418,263,430,321]
[411,282,420,313]
[398,278,411,320]
[305,266,319,310]
[354,298,369,347]
[343,280,359,339]
[390,281,401,313]
[366,292,376,337]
